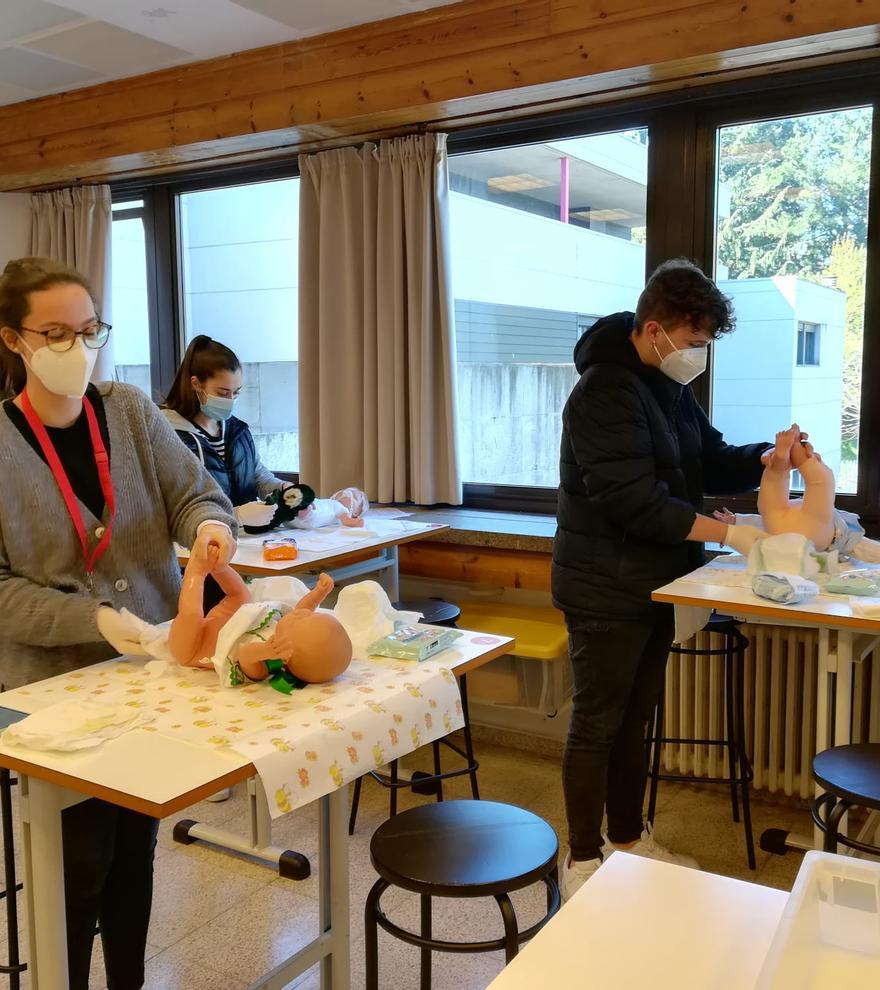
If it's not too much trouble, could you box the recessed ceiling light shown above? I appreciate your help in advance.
[487,174,553,193]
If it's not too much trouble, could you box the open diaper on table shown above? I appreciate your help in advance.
[3,700,151,752]
[748,533,840,582]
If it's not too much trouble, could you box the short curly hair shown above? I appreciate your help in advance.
[635,259,735,339]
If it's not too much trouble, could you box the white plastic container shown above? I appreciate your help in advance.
[755,851,880,988]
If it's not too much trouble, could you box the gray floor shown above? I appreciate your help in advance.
[0,740,813,989]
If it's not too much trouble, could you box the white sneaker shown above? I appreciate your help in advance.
[560,851,603,901]
[607,822,700,869]
[206,787,232,803]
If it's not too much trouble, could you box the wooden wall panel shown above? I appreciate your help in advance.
[0,0,877,189]
[399,542,552,592]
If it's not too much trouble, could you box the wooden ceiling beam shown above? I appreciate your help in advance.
[0,0,877,190]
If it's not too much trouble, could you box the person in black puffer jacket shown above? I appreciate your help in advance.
[553,259,772,899]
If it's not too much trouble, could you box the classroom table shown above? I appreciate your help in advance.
[653,558,880,851]
[0,628,512,990]
[178,517,448,600]
[485,853,787,990]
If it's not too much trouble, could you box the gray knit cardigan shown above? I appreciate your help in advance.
[0,382,237,688]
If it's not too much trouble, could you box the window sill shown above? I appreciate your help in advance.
[403,507,556,553]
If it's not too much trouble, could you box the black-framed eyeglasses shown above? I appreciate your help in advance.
[17,320,112,353]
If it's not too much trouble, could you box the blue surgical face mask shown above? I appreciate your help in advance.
[197,389,235,421]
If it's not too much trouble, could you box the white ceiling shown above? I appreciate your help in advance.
[0,0,461,107]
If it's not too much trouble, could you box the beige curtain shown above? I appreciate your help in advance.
[298,134,461,505]
[31,185,114,381]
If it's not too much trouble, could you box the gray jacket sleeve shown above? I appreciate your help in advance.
[136,389,238,547]
[253,453,283,500]
[0,520,107,647]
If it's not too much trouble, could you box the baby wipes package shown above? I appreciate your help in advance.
[368,623,461,661]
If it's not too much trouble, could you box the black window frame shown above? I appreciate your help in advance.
[110,59,880,521]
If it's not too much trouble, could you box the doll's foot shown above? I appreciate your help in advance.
[341,513,365,528]
[790,436,814,469]
[767,425,798,472]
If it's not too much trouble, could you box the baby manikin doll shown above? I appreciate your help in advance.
[715,424,880,563]
[169,549,352,690]
[291,487,370,530]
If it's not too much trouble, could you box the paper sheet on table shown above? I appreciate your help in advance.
[674,605,713,645]
[364,508,413,519]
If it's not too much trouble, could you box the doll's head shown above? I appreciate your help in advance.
[331,487,369,518]
[270,610,352,683]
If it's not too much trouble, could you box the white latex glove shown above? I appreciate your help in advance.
[96,606,150,657]
[724,524,767,556]
[192,522,237,565]
[235,501,276,528]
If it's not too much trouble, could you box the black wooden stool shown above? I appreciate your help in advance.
[646,614,756,869]
[365,800,560,989]
[349,598,481,835]
[812,743,880,855]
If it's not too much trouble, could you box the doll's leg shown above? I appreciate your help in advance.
[793,446,835,549]
[206,562,251,614]
[294,573,335,613]
[169,552,215,665]
[340,512,365,528]
[758,426,797,526]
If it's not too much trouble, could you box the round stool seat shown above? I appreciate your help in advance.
[393,598,461,627]
[370,800,558,898]
[813,744,880,810]
[705,612,742,631]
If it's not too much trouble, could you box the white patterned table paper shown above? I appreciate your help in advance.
[8,649,472,818]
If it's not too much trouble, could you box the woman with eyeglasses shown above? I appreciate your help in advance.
[0,256,237,990]
[162,335,283,531]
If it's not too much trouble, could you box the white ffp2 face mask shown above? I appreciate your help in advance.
[19,336,98,398]
[654,328,708,385]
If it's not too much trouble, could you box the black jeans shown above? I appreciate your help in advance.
[62,799,159,990]
[562,608,674,861]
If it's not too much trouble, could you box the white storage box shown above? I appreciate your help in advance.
[755,850,880,988]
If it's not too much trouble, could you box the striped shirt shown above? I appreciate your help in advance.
[197,420,225,462]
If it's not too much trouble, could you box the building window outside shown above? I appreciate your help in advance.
[177,178,300,473]
[449,128,649,488]
[797,321,821,366]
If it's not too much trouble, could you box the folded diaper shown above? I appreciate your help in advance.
[751,572,819,605]
[3,700,150,752]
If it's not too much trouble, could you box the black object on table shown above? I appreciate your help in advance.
[646,614,756,869]
[365,800,560,990]
[812,743,880,855]
[349,598,482,835]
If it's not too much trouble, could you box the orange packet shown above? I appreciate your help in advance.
[262,537,298,561]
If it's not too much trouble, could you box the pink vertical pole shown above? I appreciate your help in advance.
[559,156,570,223]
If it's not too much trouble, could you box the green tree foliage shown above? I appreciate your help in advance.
[717,108,872,469]
[717,109,871,280]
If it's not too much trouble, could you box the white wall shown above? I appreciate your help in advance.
[451,192,646,316]
[0,193,31,270]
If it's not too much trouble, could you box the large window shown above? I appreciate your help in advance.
[710,107,872,495]
[110,200,151,395]
[449,128,649,488]
[178,178,300,472]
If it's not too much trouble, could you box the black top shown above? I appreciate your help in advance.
[552,312,770,621]
[176,415,260,507]
[3,385,111,520]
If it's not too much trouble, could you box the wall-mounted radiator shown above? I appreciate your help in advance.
[661,624,880,799]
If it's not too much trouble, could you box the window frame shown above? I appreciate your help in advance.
[111,60,880,522]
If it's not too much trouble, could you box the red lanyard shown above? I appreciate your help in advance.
[20,389,115,591]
